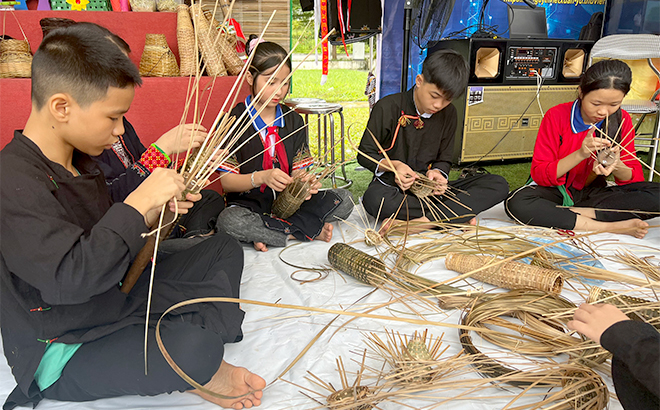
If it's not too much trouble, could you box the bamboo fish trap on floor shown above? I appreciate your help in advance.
[445,252,564,294]
[138,34,180,77]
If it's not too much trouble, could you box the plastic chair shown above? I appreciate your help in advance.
[589,34,660,181]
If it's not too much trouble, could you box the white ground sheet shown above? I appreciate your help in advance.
[1,202,658,410]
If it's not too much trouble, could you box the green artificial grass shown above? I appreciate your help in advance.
[290,69,369,103]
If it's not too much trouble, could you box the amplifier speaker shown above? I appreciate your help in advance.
[428,38,594,163]
[457,85,578,162]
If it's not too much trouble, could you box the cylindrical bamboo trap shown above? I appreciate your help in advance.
[0,39,32,78]
[271,179,309,219]
[445,252,563,294]
[139,34,180,77]
[328,243,388,286]
[202,9,242,75]
[176,5,196,76]
[189,4,227,77]
[588,287,660,328]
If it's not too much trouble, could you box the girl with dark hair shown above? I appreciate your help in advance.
[506,59,659,238]
[216,40,352,252]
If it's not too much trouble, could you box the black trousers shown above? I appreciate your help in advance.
[362,174,509,223]
[42,233,244,402]
[505,181,660,230]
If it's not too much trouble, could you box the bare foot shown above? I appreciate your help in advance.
[609,219,649,239]
[316,223,333,242]
[190,361,266,409]
[253,242,268,252]
[378,217,394,235]
[468,217,477,226]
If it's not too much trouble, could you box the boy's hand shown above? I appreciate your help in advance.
[155,124,208,156]
[385,160,416,191]
[566,303,629,345]
[124,168,186,222]
[256,169,293,192]
[426,169,448,195]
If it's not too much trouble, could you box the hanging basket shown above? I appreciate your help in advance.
[176,4,196,76]
[0,39,32,78]
[139,34,180,77]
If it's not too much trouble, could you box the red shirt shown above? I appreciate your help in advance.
[530,102,643,191]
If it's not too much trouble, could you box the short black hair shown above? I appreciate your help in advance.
[420,49,469,101]
[580,59,632,97]
[31,23,141,110]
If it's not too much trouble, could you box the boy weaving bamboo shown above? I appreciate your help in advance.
[0,23,264,409]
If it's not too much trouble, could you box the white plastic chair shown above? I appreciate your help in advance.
[589,34,660,181]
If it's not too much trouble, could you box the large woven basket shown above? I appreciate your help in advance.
[445,253,564,294]
[0,39,32,78]
[139,34,180,77]
[189,4,227,77]
[176,4,196,76]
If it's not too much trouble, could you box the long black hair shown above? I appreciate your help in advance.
[579,59,632,141]
[245,35,291,96]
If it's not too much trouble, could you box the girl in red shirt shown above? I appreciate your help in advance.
[506,59,659,238]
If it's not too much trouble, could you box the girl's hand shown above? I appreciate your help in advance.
[567,303,629,345]
[579,127,611,159]
[256,169,292,192]
[426,169,448,195]
[293,171,320,200]
[593,146,620,176]
[155,124,208,156]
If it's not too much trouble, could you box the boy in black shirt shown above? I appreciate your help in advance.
[0,23,264,409]
[358,49,509,228]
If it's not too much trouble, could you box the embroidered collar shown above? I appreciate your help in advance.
[571,99,603,134]
[412,86,432,119]
[245,95,285,137]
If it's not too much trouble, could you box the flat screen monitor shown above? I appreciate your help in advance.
[508,6,549,39]
[604,0,660,35]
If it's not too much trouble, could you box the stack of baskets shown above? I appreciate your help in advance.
[138,34,180,77]
[0,38,32,78]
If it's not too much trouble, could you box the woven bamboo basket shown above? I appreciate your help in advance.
[176,4,196,76]
[129,0,155,12]
[156,0,177,12]
[409,172,435,198]
[201,10,242,76]
[328,243,388,286]
[271,179,309,219]
[445,252,563,294]
[189,4,227,77]
[139,34,180,77]
[588,287,660,327]
[0,39,32,78]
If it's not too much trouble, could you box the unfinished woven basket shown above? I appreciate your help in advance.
[0,39,32,78]
[445,252,563,294]
[189,4,227,77]
[176,4,196,76]
[271,179,308,219]
[139,34,180,77]
[588,287,660,327]
[409,172,435,198]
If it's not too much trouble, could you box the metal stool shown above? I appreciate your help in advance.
[287,101,353,189]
